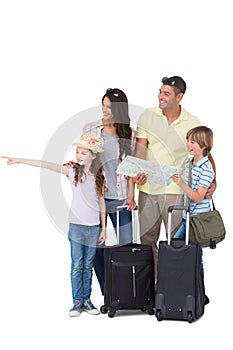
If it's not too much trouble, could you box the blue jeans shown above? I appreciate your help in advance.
[93,248,105,295]
[93,199,133,295]
[174,219,204,277]
[68,223,100,304]
[105,199,133,245]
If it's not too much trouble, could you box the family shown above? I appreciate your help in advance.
[2,76,216,317]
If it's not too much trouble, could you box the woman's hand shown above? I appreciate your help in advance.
[123,198,137,211]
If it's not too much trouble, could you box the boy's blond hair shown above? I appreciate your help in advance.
[186,126,213,157]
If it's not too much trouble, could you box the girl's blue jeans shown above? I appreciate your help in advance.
[174,219,204,278]
[68,223,100,304]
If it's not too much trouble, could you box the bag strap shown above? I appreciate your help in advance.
[186,159,192,208]
[187,158,215,210]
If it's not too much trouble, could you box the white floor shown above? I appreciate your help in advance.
[0,198,231,350]
[0,149,231,350]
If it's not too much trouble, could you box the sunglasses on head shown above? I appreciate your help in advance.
[107,88,121,98]
[161,77,185,94]
[161,77,176,86]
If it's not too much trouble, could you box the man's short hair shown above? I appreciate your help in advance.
[161,76,186,94]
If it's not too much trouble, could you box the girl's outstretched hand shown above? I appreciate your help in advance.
[1,156,20,165]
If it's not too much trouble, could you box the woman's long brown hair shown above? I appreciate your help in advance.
[102,88,132,161]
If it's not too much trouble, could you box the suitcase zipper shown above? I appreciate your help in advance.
[132,248,141,253]
[132,265,136,297]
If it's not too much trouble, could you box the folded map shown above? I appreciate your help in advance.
[116,156,182,185]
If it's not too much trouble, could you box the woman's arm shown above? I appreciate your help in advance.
[2,156,69,175]
[132,137,148,185]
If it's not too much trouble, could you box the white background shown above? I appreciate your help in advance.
[0,1,232,349]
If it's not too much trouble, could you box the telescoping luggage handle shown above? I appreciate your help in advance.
[167,205,190,246]
[116,205,138,244]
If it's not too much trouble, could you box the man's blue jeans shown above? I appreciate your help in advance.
[174,219,204,277]
[68,223,100,304]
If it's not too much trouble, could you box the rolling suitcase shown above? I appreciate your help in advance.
[100,206,155,318]
[155,205,205,323]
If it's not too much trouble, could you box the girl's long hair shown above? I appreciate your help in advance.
[102,88,132,161]
[70,153,105,197]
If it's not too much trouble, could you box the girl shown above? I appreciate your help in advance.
[2,133,106,317]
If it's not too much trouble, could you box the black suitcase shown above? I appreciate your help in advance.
[100,206,155,318]
[155,205,205,323]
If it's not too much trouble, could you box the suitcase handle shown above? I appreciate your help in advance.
[167,205,190,246]
[168,205,189,213]
[116,205,138,244]
[116,205,137,211]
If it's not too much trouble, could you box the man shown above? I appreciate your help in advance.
[134,76,216,275]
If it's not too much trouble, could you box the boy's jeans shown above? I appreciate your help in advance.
[68,223,100,304]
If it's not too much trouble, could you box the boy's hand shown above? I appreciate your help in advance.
[171,174,183,186]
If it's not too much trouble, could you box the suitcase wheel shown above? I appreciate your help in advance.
[147,308,155,315]
[142,306,154,315]
[155,309,163,321]
[187,311,193,323]
[108,308,116,318]
[100,305,108,314]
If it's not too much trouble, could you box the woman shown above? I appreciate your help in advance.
[83,88,137,294]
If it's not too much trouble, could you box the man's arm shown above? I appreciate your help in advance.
[134,137,147,159]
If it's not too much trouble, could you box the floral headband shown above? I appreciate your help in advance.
[74,133,104,153]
